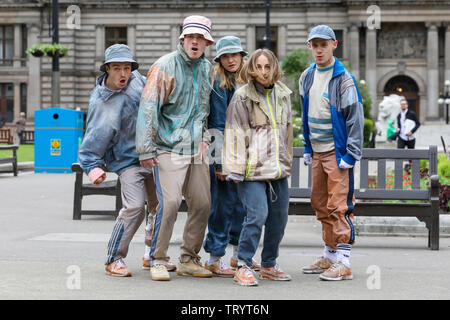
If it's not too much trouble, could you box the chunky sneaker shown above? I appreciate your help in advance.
[301,256,334,274]
[177,259,213,278]
[150,264,170,281]
[234,265,258,286]
[142,257,176,272]
[319,262,353,281]
[230,258,261,271]
[205,259,235,278]
[105,258,131,277]
[259,264,292,281]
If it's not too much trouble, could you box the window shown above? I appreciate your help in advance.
[20,83,27,115]
[256,26,278,56]
[0,26,14,66]
[334,30,343,59]
[22,25,27,67]
[0,83,14,122]
[105,27,127,49]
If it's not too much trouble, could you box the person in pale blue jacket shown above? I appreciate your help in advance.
[78,44,160,277]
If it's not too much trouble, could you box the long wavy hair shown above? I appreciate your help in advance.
[237,48,283,86]
[213,53,245,91]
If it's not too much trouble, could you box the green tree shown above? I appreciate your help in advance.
[281,47,313,115]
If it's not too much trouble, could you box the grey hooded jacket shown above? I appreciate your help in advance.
[78,70,146,175]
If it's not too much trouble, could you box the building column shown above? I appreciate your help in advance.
[95,25,105,71]
[445,23,450,88]
[426,23,439,120]
[27,24,41,119]
[127,25,136,56]
[348,23,360,80]
[278,24,287,60]
[171,24,179,52]
[13,24,22,68]
[365,27,377,118]
[246,25,255,53]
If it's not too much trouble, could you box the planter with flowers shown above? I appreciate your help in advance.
[25,44,45,57]
[26,43,69,58]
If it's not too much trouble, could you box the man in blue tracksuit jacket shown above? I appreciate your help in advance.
[299,25,364,281]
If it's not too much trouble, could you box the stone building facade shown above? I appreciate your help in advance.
[0,0,449,125]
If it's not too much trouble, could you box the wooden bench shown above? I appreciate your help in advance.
[71,163,122,220]
[20,130,34,145]
[0,128,13,144]
[289,146,440,250]
[0,144,19,176]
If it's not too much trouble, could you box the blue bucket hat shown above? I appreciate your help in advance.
[100,44,138,72]
[214,36,248,62]
[307,25,336,43]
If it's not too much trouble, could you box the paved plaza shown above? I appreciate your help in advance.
[0,170,450,301]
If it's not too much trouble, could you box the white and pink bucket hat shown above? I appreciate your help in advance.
[179,15,214,46]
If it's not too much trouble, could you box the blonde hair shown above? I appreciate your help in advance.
[213,54,245,91]
[237,48,283,85]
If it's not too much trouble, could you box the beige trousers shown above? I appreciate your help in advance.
[148,150,211,266]
[310,150,356,248]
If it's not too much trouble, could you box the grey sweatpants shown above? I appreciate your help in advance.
[105,166,159,264]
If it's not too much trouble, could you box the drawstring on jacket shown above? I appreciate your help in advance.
[268,181,278,203]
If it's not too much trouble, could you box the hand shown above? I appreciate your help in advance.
[339,159,353,169]
[140,158,159,169]
[303,153,312,166]
[93,173,106,186]
[406,131,412,136]
[215,171,227,181]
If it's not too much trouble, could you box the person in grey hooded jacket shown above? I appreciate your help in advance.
[78,44,160,277]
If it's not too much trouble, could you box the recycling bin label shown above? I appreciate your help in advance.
[51,139,61,156]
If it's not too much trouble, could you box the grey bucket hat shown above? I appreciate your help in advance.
[100,44,138,72]
[213,36,248,62]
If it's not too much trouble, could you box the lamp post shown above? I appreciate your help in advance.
[51,0,60,108]
[265,0,271,50]
[438,79,450,124]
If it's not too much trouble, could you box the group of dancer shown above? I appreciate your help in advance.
[78,15,364,286]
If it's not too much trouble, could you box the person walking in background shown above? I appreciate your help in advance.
[15,112,26,143]
[203,36,261,277]
[299,25,364,281]
[396,98,420,149]
[78,44,159,277]
[222,48,293,286]
[136,15,214,281]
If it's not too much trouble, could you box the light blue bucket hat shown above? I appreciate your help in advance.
[307,25,336,43]
[100,44,139,72]
[214,36,248,62]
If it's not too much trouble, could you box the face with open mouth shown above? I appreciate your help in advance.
[182,33,208,60]
[105,62,132,91]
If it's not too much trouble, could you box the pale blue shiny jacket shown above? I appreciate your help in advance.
[78,70,145,175]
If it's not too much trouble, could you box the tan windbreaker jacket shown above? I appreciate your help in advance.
[222,80,293,181]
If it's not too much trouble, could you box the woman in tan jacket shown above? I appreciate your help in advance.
[222,49,293,286]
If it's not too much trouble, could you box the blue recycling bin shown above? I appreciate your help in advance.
[34,108,84,173]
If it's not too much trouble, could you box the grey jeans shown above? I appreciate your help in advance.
[105,166,159,264]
